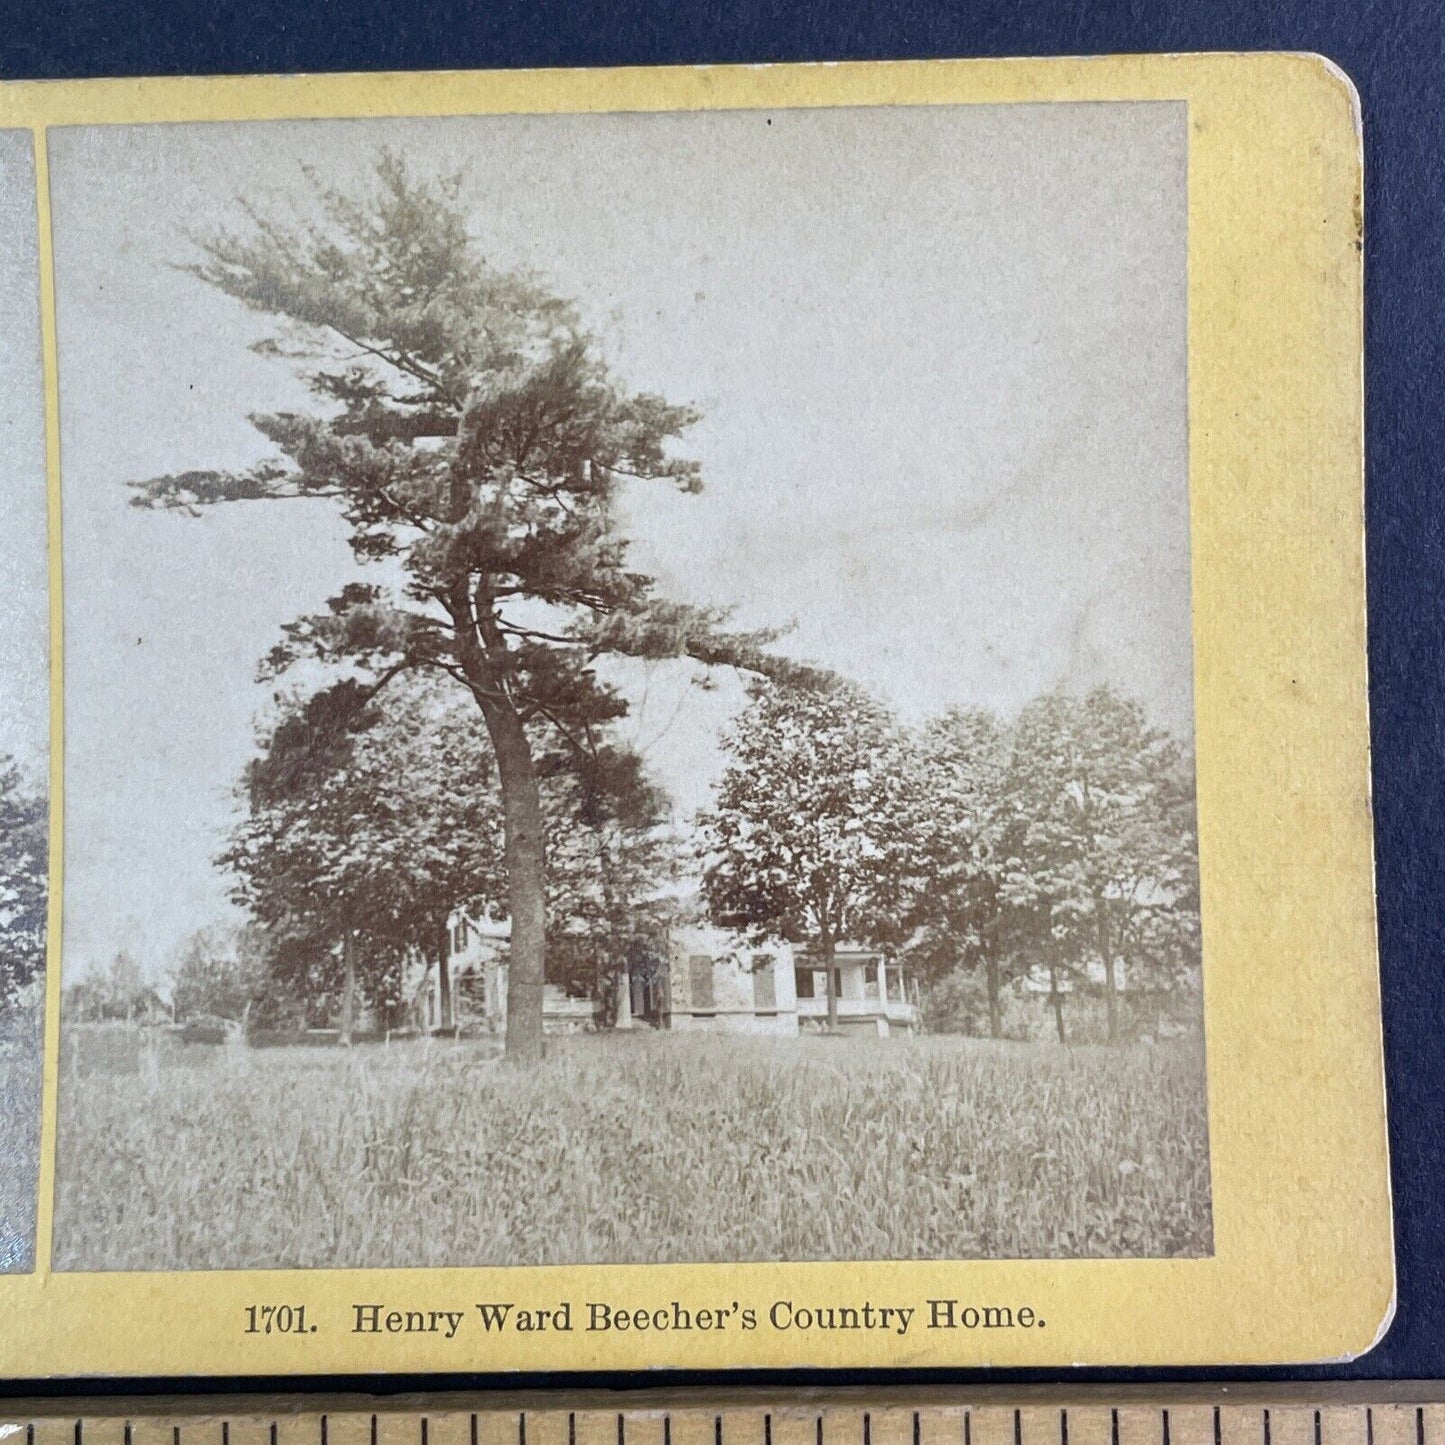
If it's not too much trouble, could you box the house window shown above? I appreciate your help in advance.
[752,959,776,1012]
[863,961,878,986]
[688,955,715,1011]
[452,918,467,954]
[794,966,815,999]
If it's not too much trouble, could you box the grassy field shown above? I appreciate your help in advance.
[0,1017,42,1273]
[53,1032,1211,1270]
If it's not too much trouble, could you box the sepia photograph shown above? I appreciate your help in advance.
[0,128,50,1276]
[47,100,1210,1272]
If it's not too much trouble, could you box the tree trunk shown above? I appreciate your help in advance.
[1099,906,1119,1044]
[986,954,1002,1039]
[452,586,549,1065]
[1103,953,1119,1043]
[822,932,838,1032]
[340,927,357,1046]
[594,822,630,1031]
[1048,963,1065,1044]
[437,918,453,1031]
[482,698,547,1065]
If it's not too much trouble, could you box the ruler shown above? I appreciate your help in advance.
[6,1393,1445,1445]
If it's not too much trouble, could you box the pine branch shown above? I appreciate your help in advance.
[130,466,342,513]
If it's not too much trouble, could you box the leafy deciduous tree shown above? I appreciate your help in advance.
[905,707,1016,1037]
[998,684,1201,1043]
[697,680,922,1030]
[223,674,506,1041]
[170,923,268,1024]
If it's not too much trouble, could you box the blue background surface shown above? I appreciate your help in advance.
[0,0,1441,1391]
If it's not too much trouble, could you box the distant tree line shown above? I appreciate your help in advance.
[63,947,169,1023]
[141,664,1199,1049]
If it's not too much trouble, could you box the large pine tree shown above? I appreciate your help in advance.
[136,154,810,1060]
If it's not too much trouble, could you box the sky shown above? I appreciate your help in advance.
[46,101,1190,977]
[0,132,48,779]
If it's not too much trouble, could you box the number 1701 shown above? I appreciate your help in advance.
[244,1304,312,1334]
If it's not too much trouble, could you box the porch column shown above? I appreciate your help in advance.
[877,956,888,1004]
[615,968,634,1029]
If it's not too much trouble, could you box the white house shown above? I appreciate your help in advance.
[662,923,798,1035]
[415,912,920,1037]
[792,942,922,1036]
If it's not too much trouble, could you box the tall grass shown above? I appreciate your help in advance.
[53,1033,1211,1271]
[0,1009,42,1272]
